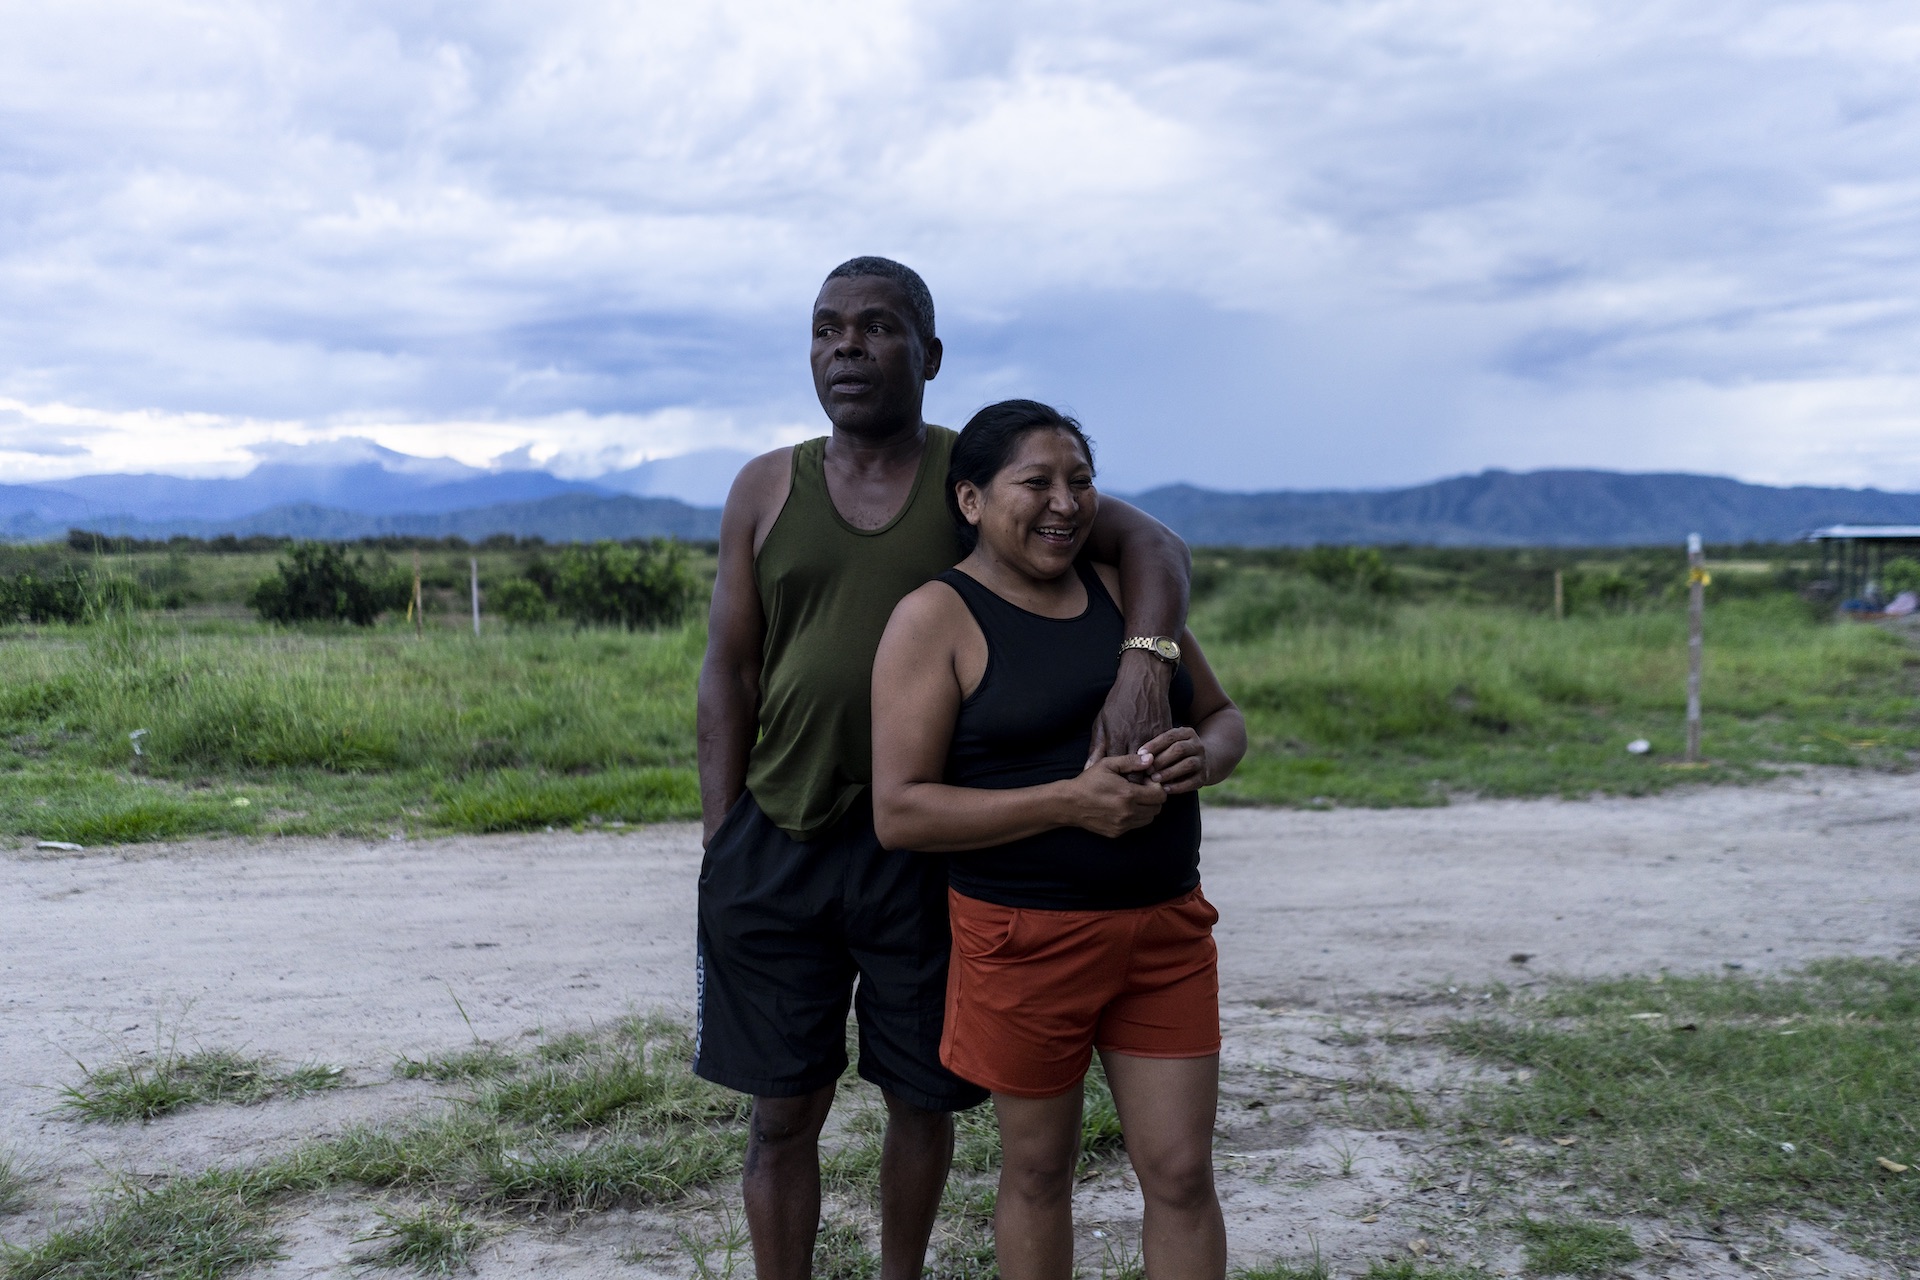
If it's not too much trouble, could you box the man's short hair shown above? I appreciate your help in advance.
[823,257,936,348]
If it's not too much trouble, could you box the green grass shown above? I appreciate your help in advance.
[59,1049,343,1122]
[1361,1263,1489,1280]
[812,1220,879,1280]
[0,1171,283,1280]
[1511,1218,1641,1275]
[354,1204,490,1275]
[1235,1254,1331,1280]
[5,1017,746,1280]
[1,546,1914,842]
[0,1151,28,1217]
[394,1045,519,1082]
[1448,959,1920,1250]
[1203,593,1920,807]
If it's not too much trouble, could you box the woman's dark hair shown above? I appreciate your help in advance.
[946,399,1096,552]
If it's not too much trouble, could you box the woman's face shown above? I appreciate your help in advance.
[959,427,1097,579]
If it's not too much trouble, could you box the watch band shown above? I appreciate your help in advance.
[1120,635,1181,663]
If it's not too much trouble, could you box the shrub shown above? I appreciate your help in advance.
[1566,569,1637,614]
[1881,556,1920,597]
[250,543,405,626]
[490,577,553,626]
[1301,545,1395,594]
[553,541,699,630]
[0,569,92,623]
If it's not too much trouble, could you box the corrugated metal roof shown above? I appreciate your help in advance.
[1805,525,1920,540]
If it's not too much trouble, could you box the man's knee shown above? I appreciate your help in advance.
[750,1088,834,1149]
[882,1091,953,1143]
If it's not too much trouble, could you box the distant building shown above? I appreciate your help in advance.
[1805,525,1920,606]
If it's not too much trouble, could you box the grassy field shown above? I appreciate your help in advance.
[1449,959,1920,1260]
[10,963,1914,1277]
[0,539,1915,842]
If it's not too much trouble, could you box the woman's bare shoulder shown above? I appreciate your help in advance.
[1091,561,1125,612]
[887,576,973,634]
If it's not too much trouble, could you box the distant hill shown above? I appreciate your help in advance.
[8,495,720,543]
[7,459,1920,547]
[1129,470,1920,546]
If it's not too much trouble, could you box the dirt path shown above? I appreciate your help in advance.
[4,769,1918,1276]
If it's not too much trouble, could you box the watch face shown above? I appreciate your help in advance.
[1153,637,1181,661]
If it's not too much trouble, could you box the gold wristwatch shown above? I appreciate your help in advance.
[1120,635,1181,664]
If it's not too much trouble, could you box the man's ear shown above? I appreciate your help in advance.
[921,335,943,382]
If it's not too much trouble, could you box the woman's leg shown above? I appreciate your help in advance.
[993,1085,1086,1280]
[1100,1051,1225,1280]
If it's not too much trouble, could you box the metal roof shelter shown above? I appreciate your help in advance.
[1806,525,1920,605]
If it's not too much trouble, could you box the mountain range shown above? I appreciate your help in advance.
[5,438,1919,546]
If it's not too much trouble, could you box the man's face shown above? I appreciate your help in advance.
[810,276,942,438]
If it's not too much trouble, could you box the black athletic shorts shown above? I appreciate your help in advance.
[693,790,988,1112]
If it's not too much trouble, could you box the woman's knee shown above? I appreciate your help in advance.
[1134,1149,1218,1214]
[999,1147,1077,1207]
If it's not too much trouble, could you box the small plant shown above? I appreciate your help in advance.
[60,1048,344,1122]
[355,1203,490,1275]
[0,1148,30,1215]
[1364,1262,1491,1280]
[250,542,406,625]
[812,1220,878,1280]
[1095,1229,1146,1280]
[1235,1246,1330,1280]
[678,1209,750,1280]
[394,1045,519,1082]
[1512,1217,1640,1275]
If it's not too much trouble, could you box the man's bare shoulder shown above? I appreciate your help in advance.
[723,446,795,516]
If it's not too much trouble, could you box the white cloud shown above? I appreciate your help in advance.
[1,0,1919,491]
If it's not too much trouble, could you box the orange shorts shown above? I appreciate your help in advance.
[940,886,1221,1099]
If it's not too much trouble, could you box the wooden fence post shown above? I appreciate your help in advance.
[470,557,481,637]
[412,550,422,637]
[1686,533,1706,763]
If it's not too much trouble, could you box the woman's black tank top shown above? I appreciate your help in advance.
[937,559,1200,911]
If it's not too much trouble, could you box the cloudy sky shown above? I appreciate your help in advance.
[3,0,1919,495]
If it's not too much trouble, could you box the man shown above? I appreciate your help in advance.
[695,256,1191,1280]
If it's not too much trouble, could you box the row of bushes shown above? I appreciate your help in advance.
[0,569,149,624]
[248,541,701,630]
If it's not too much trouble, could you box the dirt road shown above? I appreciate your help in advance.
[4,768,1917,1276]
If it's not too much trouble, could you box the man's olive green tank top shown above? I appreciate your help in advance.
[747,427,964,840]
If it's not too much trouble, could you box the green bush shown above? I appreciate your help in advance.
[1301,545,1395,594]
[490,577,553,626]
[553,541,699,630]
[1882,556,1920,597]
[0,568,92,623]
[250,544,406,626]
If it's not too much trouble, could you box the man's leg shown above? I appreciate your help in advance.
[743,1083,838,1280]
[992,1085,1085,1280]
[876,1090,955,1280]
[1099,1051,1225,1280]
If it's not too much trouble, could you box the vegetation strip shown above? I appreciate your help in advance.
[5,540,1916,842]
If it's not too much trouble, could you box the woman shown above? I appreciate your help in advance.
[871,399,1247,1280]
